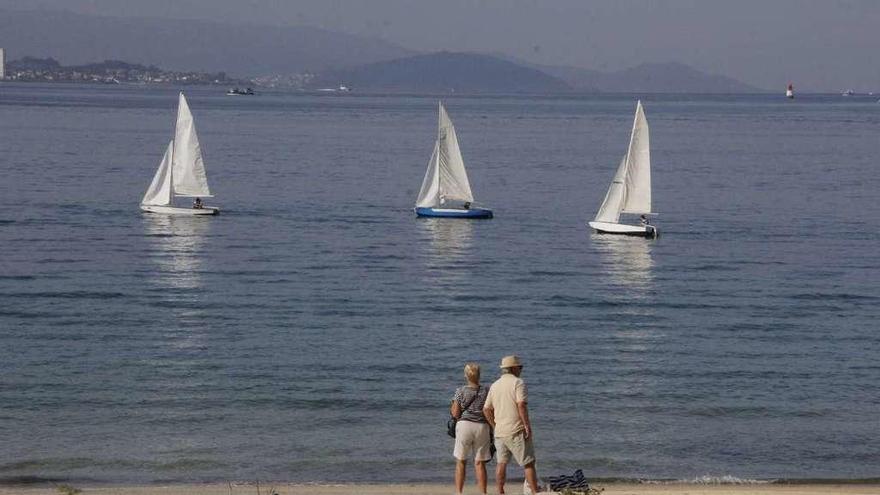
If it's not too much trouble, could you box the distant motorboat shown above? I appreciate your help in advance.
[226,87,255,96]
[786,83,794,99]
[842,89,855,96]
[140,92,219,215]
[588,101,657,238]
[317,85,352,93]
[414,102,492,219]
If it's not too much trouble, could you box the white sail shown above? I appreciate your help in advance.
[594,155,627,223]
[436,102,474,204]
[437,102,474,204]
[141,140,174,206]
[593,101,653,223]
[415,141,441,207]
[621,100,651,214]
[172,92,212,197]
[415,102,475,208]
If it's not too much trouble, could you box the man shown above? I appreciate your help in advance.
[483,355,540,494]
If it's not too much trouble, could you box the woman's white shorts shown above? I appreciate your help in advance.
[453,420,492,462]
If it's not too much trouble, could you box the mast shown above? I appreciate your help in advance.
[436,101,444,203]
[168,139,175,199]
[621,100,652,215]
[171,93,180,198]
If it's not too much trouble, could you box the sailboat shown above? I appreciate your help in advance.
[414,102,493,219]
[140,92,219,215]
[588,101,657,238]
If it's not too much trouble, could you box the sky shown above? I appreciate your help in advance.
[2,0,879,91]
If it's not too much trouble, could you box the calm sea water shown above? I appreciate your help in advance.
[1,83,878,485]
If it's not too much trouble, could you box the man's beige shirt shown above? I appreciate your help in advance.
[484,373,528,437]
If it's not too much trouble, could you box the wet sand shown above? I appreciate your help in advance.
[2,483,879,495]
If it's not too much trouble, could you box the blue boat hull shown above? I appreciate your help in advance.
[415,207,493,219]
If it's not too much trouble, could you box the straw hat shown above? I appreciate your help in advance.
[500,355,523,369]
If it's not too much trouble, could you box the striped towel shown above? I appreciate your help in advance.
[547,469,591,492]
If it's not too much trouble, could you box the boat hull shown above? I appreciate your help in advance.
[415,207,493,219]
[588,221,657,238]
[140,205,219,215]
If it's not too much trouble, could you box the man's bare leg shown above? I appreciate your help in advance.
[524,461,539,493]
[455,459,467,494]
[495,461,507,494]
[475,460,488,494]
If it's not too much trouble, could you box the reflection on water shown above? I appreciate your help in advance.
[142,215,212,350]
[591,234,655,294]
[419,218,474,263]
[417,218,475,288]
[592,236,658,398]
[142,215,212,291]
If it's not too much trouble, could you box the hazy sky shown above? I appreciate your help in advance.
[3,0,879,91]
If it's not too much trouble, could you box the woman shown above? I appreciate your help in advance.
[450,362,492,495]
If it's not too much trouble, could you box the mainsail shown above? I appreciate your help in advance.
[621,100,651,214]
[141,140,174,206]
[415,102,474,208]
[593,101,652,222]
[172,92,212,198]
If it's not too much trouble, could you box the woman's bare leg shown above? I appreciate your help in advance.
[455,459,467,494]
[475,460,487,494]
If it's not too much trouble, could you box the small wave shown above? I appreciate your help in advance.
[545,295,627,308]
[0,275,37,281]
[528,270,580,277]
[790,292,878,302]
[0,309,43,319]
[689,264,740,272]
[0,456,226,474]
[450,293,504,302]
[650,475,774,485]
[0,290,129,300]
[0,475,71,486]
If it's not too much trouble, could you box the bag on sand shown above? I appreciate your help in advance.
[546,469,594,492]
[447,386,480,438]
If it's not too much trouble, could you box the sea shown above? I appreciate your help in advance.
[1,83,878,485]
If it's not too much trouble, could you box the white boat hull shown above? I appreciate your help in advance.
[589,221,657,238]
[140,205,219,215]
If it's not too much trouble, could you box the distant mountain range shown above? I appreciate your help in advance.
[0,8,764,93]
[0,9,412,75]
[310,52,571,94]
[533,61,762,93]
[312,53,763,94]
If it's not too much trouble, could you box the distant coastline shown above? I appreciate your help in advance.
[2,56,249,87]
[1,51,766,94]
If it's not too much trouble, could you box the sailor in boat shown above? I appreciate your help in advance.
[193,197,203,209]
[640,214,649,226]
[464,201,471,210]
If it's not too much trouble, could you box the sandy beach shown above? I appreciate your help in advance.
[2,483,880,495]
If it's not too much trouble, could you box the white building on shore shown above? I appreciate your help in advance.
[0,48,5,79]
